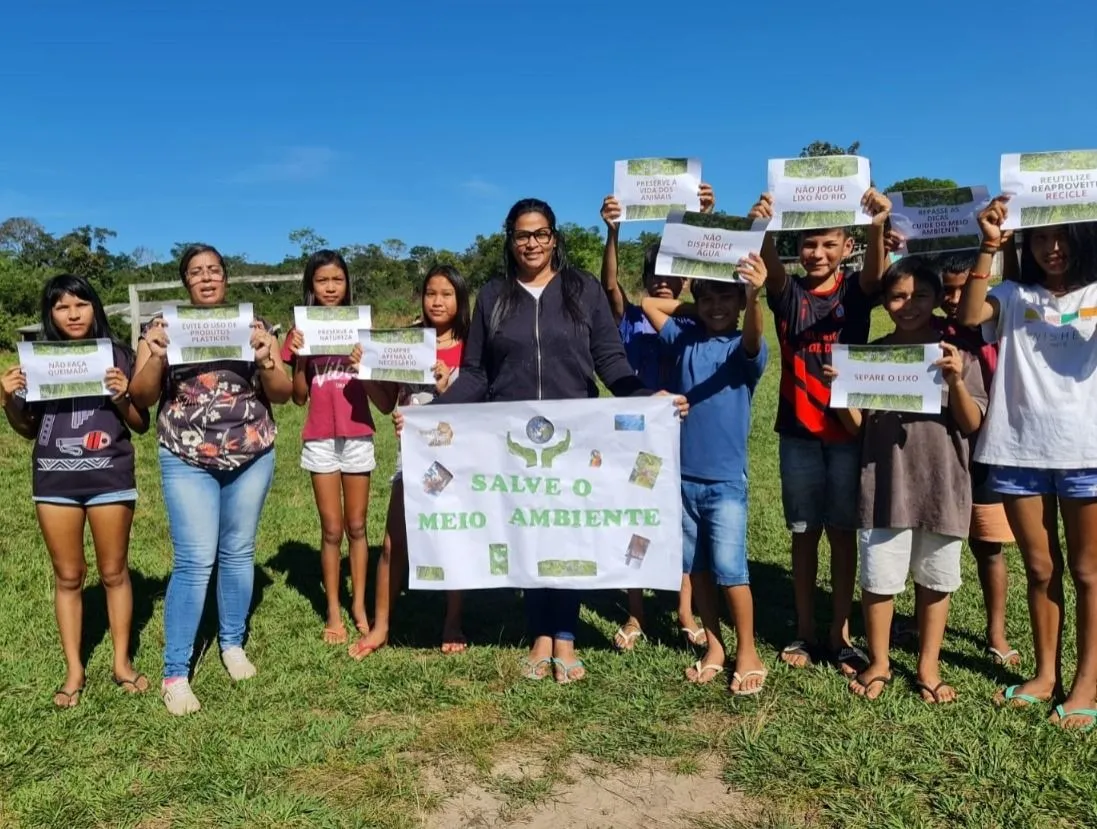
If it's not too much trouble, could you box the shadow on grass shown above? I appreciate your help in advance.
[79,568,166,666]
[268,540,354,625]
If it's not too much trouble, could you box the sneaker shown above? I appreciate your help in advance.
[161,678,201,716]
[221,647,257,681]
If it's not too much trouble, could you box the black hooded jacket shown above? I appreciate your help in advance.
[438,269,652,403]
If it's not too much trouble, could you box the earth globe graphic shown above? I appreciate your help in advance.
[526,416,555,444]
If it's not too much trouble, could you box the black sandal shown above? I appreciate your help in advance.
[53,686,84,709]
[849,672,892,700]
[916,680,956,704]
[112,672,150,694]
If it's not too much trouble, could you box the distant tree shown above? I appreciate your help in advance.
[170,242,205,261]
[800,140,861,158]
[460,233,506,290]
[131,246,160,269]
[408,245,435,277]
[560,223,605,275]
[288,227,328,258]
[382,238,407,260]
[0,217,48,259]
[884,177,959,193]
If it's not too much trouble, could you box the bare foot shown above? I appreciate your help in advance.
[323,625,348,645]
[352,612,369,636]
[440,624,468,654]
[849,664,892,701]
[780,640,813,669]
[916,675,957,704]
[349,628,387,661]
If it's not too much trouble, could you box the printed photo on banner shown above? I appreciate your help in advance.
[654,211,767,282]
[830,343,944,414]
[1001,150,1097,229]
[357,328,437,383]
[613,157,702,222]
[887,186,990,254]
[400,397,683,592]
[292,305,372,355]
[161,303,255,365]
[16,339,114,402]
[766,155,872,231]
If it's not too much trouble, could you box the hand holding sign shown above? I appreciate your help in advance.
[747,193,774,223]
[935,342,965,388]
[601,196,622,229]
[698,183,716,213]
[105,366,129,403]
[977,196,1013,249]
[145,319,169,360]
[0,366,26,405]
[861,188,892,226]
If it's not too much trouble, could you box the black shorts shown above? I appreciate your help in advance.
[971,461,1002,506]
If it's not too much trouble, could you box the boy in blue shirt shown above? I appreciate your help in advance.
[641,254,769,694]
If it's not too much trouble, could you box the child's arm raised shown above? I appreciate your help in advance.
[738,254,767,358]
[822,365,863,434]
[0,366,36,440]
[858,188,892,295]
[747,193,788,297]
[959,197,1010,328]
[600,196,627,325]
[105,366,150,434]
[640,296,690,333]
[938,342,984,435]
[283,330,309,407]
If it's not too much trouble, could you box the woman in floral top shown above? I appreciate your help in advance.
[129,244,293,716]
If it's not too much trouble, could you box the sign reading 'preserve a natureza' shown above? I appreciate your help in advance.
[401,397,683,591]
[292,305,372,356]
[887,186,990,254]
[16,339,114,402]
[613,157,702,222]
[830,344,944,414]
[357,328,437,384]
[161,303,255,365]
[766,155,872,231]
[1001,149,1097,229]
[655,212,767,283]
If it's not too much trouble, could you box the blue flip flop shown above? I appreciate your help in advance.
[1052,704,1097,732]
[997,685,1047,707]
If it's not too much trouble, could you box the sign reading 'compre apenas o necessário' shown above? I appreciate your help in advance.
[401,397,683,591]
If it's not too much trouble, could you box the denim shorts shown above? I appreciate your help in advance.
[33,489,138,507]
[989,466,1097,499]
[681,476,749,587]
[778,435,860,533]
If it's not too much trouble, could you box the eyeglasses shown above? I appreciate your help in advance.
[512,228,554,246]
[186,266,225,283]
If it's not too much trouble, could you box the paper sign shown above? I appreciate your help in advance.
[162,304,255,365]
[830,344,943,414]
[357,328,437,384]
[402,396,683,591]
[292,305,372,356]
[887,186,990,254]
[17,339,113,402]
[654,212,767,282]
[613,157,702,222]
[1001,150,1097,229]
[767,155,872,231]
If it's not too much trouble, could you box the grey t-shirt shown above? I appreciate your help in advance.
[857,349,988,539]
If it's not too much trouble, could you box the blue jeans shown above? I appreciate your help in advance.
[778,435,860,533]
[990,465,1097,499]
[160,447,275,679]
[681,476,750,586]
[525,589,581,642]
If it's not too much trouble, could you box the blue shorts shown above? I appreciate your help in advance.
[681,476,749,587]
[778,435,860,533]
[33,489,138,507]
[989,466,1097,499]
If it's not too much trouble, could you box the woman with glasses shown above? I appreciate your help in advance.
[129,244,293,715]
[430,199,687,683]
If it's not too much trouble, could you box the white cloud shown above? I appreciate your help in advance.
[230,146,337,185]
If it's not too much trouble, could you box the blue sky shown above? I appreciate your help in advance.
[3,0,1096,264]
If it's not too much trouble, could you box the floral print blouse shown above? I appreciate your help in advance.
[143,320,277,470]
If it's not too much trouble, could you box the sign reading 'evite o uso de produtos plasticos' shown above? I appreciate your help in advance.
[613,158,702,222]
[292,305,372,356]
[766,155,872,231]
[655,212,767,283]
[830,344,944,414]
[401,397,683,591]
[161,304,255,365]
[1001,150,1097,229]
[887,186,991,255]
[16,339,114,402]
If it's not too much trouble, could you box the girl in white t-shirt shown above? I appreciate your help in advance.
[959,196,1097,731]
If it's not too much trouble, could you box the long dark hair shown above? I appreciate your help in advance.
[491,198,586,333]
[1018,223,1097,287]
[40,273,122,347]
[302,249,352,306]
[421,264,471,343]
[177,244,225,284]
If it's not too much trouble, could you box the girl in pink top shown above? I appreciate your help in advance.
[283,250,387,644]
[350,265,470,659]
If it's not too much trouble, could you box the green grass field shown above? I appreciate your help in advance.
[1,312,1095,828]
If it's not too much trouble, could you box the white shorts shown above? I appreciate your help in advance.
[300,437,376,475]
[858,528,963,595]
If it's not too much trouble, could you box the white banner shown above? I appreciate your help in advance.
[402,397,683,591]
[357,328,437,384]
[16,339,113,402]
[655,211,767,283]
[830,344,943,414]
[767,155,872,231]
[613,157,702,222]
[887,186,990,254]
[162,303,254,365]
[1001,150,1097,229]
[293,305,372,355]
